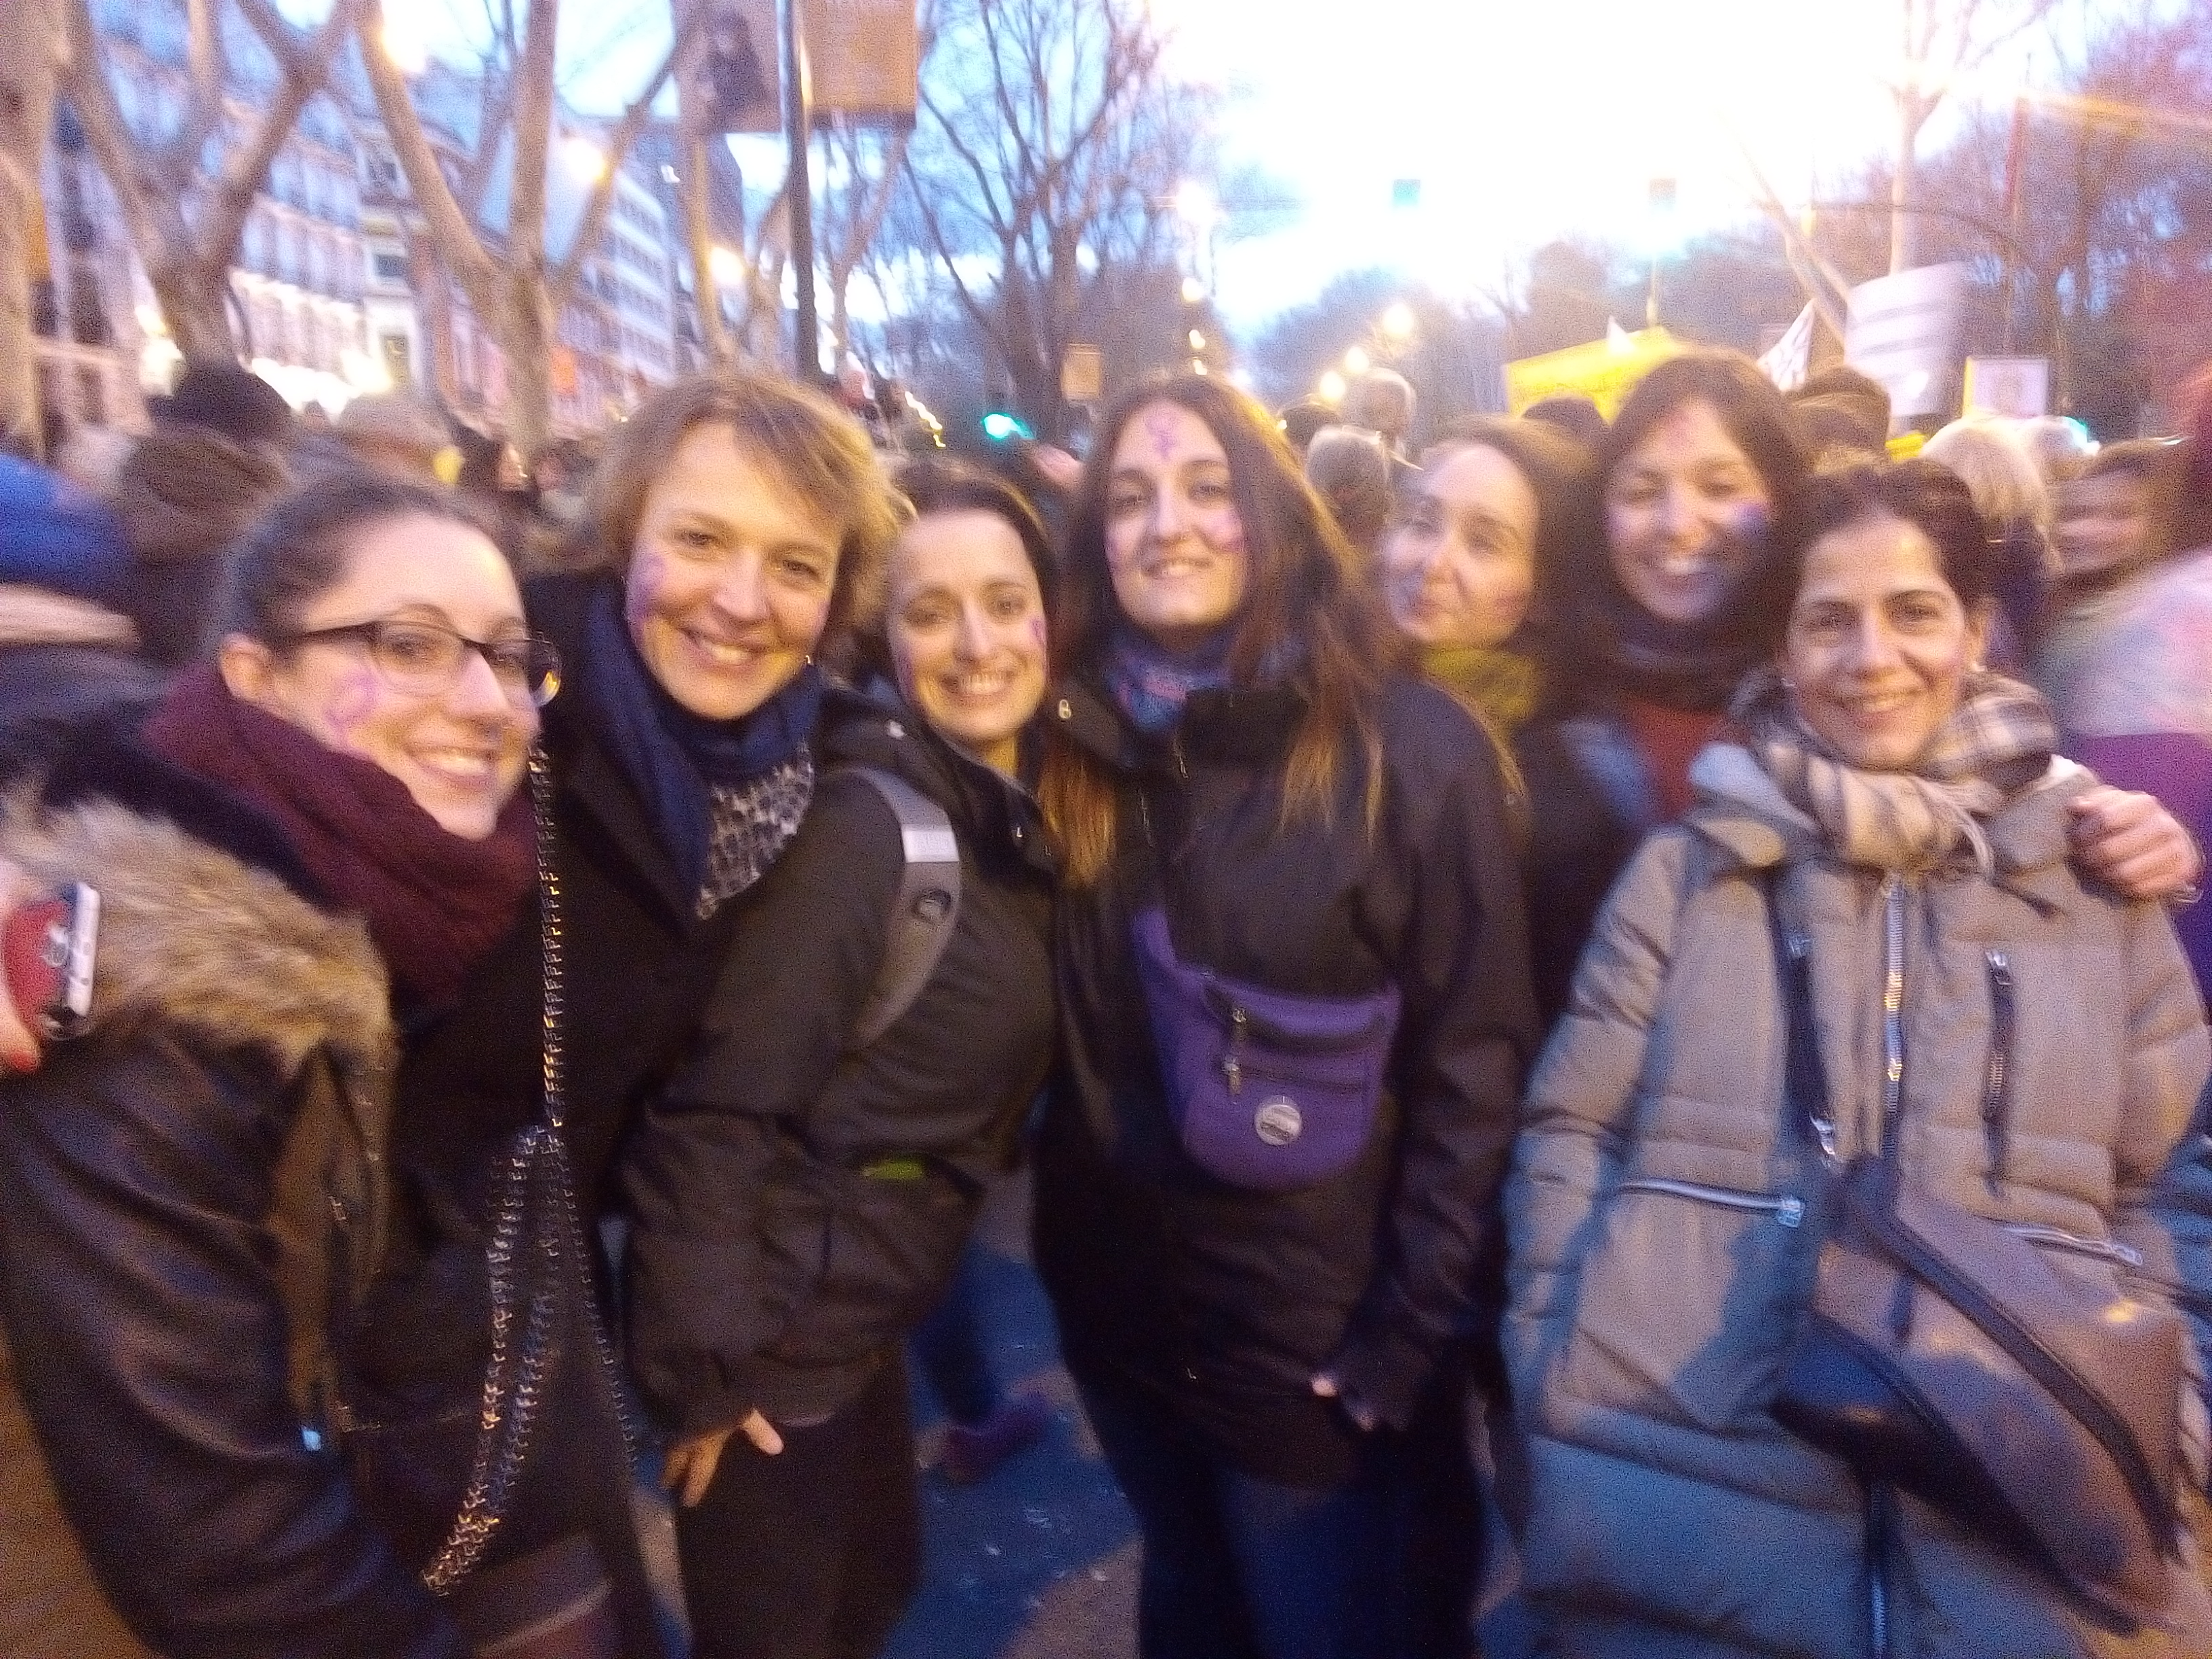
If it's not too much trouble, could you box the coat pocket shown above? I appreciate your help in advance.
[1555,1175,1815,1435]
[764,1164,979,1373]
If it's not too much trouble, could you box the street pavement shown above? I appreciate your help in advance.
[886,1174,1142,1659]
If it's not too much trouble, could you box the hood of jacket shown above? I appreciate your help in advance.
[1681,739,2095,905]
[0,791,394,1087]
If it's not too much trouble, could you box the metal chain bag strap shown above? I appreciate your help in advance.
[1761,874,2190,1634]
[415,746,641,1654]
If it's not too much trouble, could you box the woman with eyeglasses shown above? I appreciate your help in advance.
[0,472,549,1659]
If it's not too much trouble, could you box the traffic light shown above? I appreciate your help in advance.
[981,410,1032,443]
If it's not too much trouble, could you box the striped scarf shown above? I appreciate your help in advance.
[1732,666,2057,875]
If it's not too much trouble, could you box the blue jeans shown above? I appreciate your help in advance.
[1077,1375,1393,1659]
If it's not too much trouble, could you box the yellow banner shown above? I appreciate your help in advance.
[1503,327,1683,419]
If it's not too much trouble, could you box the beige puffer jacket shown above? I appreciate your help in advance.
[1502,743,2212,1659]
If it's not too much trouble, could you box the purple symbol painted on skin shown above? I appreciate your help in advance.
[626,551,670,634]
[1144,408,1183,464]
[323,669,379,741]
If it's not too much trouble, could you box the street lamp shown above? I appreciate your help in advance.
[1380,302,1415,343]
[1317,369,1347,405]
[1343,346,1370,376]
[562,135,609,182]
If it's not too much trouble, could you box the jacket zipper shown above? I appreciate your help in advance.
[1615,1175,1805,1227]
[1881,874,1906,1143]
[1868,874,1908,1659]
[1982,949,2015,1189]
[2004,1221,2143,1269]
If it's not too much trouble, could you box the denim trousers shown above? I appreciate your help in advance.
[1076,1373,1398,1659]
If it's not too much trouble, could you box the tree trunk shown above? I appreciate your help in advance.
[1890,93,1922,275]
[0,0,61,452]
[152,256,238,362]
[499,280,554,460]
[681,125,729,362]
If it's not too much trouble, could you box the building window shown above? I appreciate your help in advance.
[374,249,409,281]
[381,331,412,388]
[76,365,106,426]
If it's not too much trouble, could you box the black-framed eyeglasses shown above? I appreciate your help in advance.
[278,617,563,707]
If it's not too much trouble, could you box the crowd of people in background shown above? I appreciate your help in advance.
[0,339,2209,1659]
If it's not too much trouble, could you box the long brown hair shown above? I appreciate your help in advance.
[1041,375,1399,884]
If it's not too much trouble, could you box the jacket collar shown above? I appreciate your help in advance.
[822,684,1055,881]
[1048,672,1307,775]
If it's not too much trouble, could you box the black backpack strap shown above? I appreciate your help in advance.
[835,766,961,1050]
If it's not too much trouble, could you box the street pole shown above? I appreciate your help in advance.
[780,0,819,384]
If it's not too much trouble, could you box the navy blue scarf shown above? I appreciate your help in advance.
[579,581,823,895]
[1103,623,1238,733]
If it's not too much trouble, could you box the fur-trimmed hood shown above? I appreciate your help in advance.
[0,792,394,1084]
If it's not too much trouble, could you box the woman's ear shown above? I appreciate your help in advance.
[1965,596,1996,673]
[217,634,279,709]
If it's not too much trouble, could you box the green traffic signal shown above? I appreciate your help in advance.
[981,411,1033,442]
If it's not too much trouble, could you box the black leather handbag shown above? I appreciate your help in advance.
[1761,878,2189,1632]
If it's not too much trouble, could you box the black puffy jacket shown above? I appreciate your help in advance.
[624,695,1057,1432]
[1033,672,1538,1487]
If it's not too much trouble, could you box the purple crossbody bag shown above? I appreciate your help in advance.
[1131,907,1402,1191]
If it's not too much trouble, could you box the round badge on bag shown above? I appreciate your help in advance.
[1254,1097,1303,1146]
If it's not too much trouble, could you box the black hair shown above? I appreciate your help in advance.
[1791,459,1994,609]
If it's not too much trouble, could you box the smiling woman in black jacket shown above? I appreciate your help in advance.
[620,458,1061,1659]
[1033,375,1540,1659]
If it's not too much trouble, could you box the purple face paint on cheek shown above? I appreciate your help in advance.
[625,552,669,636]
[322,670,379,743]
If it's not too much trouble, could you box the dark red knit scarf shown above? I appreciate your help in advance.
[144,663,537,1010]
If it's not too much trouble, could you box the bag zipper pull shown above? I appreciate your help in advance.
[1223,1004,1246,1094]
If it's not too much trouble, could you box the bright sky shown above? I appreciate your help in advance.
[1147,0,1938,329]
[399,0,2063,335]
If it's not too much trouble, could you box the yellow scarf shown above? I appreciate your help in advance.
[1421,645,1543,736]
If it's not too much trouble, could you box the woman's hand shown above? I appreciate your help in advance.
[662,1411,785,1507]
[2069,788,2204,904]
[1311,1370,1378,1433]
[0,861,44,1073]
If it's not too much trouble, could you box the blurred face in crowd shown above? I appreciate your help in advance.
[888,509,1049,777]
[223,514,537,838]
[1605,398,1774,626]
[2054,472,2156,582]
[1384,443,1539,652]
[1104,400,1250,651]
[1783,512,1989,772]
[626,421,841,721]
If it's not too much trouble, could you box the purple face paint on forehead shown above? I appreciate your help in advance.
[1144,407,1184,464]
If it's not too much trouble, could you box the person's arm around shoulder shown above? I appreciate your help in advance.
[1501,828,1700,1406]
[0,1036,461,1659]
[626,770,904,1500]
